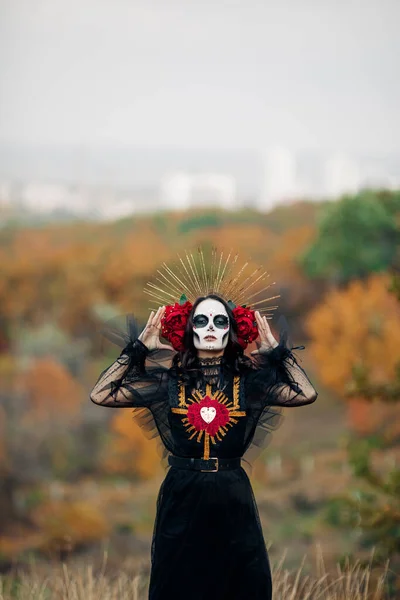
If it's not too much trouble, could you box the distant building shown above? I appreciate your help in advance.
[0,182,12,207]
[324,154,361,198]
[1,146,399,222]
[104,188,161,218]
[260,147,298,210]
[20,182,90,215]
[160,172,237,210]
[357,158,400,191]
[13,181,161,220]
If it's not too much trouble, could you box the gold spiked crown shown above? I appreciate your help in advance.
[144,247,280,316]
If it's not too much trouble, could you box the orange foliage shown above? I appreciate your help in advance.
[0,356,84,475]
[267,226,317,309]
[306,274,400,432]
[32,500,109,552]
[346,397,387,435]
[20,358,83,420]
[104,410,161,480]
[0,207,319,347]
[100,230,173,315]
[268,226,315,276]
[194,224,279,255]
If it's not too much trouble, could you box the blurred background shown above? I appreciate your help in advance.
[0,0,399,596]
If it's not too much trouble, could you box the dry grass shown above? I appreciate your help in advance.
[272,549,389,600]
[0,548,390,600]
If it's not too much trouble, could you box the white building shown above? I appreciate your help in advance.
[324,153,361,198]
[20,182,90,215]
[160,172,237,210]
[0,182,12,207]
[357,159,399,191]
[260,146,298,210]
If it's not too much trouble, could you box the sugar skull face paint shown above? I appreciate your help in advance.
[193,298,230,352]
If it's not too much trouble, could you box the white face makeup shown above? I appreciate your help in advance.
[193,298,230,352]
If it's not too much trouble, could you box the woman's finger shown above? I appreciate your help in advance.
[153,306,161,320]
[145,311,155,329]
[254,311,262,334]
[262,316,270,337]
[255,311,267,340]
[138,311,154,340]
[151,307,162,327]
[263,316,276,342]
[262,315,272,335]
[155,306,166,329]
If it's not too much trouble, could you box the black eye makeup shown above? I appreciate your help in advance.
[193,314,209,328]
[193,314,229,329]
[214,315,229,329]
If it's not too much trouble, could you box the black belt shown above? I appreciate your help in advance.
[168,455,241,472]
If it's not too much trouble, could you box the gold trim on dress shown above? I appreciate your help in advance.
[171,378,246,460]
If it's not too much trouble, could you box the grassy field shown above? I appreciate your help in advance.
[0,549,389,599]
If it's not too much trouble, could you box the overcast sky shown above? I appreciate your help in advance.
[0,0,399,153]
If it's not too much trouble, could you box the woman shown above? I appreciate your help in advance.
[90,254,318,600]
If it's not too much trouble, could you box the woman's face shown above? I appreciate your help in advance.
[192,298,230,352]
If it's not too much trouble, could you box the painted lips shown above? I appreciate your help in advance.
[204,335,217,341]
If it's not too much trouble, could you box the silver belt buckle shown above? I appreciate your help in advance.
[201,457,219,472]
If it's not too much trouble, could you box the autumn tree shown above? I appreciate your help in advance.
[1,202,325,352]
[0,335,86,531]
[307,272,400,580]
[306,273,400,429]
[104,410,162,480]
[340,273,400,572]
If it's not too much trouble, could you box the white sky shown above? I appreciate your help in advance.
[0,0,399,152]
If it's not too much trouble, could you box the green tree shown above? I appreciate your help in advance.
[301,190,400,285]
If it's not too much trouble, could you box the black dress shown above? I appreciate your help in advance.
[90,316,318,600]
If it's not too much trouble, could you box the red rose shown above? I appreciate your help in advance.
[232,306,258,349]
[163,301,192,329]
[161,301,193,351]
[168,331,186,352]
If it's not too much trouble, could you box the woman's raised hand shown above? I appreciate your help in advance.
[138,306,173,351]
[251,311,279,355]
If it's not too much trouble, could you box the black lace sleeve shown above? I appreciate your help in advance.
[244,324,318,408]
[89,314,174,408]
